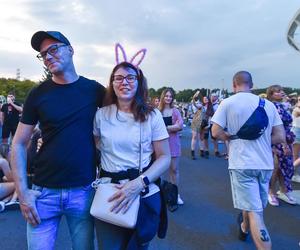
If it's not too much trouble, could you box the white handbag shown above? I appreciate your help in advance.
[90,182,140,228]
[90,123,143,229]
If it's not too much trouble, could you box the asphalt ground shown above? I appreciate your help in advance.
[0,127,300,250]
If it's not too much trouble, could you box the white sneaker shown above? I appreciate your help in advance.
[277,191,297,205]
[292,175,300,183]
[177,195,184,205]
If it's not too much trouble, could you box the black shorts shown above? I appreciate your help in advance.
[2,125,17,139]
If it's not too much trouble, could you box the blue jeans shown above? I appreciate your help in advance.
[27,184,95,250]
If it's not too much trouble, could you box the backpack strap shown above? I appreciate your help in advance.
[258,98,265,108]
[229,97,266,140]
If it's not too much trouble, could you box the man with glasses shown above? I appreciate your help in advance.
[11,31,105,250]
[0,92,23,143]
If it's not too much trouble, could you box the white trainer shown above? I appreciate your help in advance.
[277,191,297,205]
[177,195,184,205]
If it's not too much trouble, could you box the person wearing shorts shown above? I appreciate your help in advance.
[211,71,285,250]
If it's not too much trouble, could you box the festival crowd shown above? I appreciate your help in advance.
[0,30,299,250]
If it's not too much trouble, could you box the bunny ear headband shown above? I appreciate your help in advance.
[115,43,147,68]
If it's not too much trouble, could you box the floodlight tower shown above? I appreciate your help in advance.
[287,8,300,51]
[16,68,20,81]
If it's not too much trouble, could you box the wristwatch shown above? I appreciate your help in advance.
[140,175,150,188]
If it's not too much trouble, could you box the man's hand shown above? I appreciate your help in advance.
[7,97,13,105]
[19,189,41,226]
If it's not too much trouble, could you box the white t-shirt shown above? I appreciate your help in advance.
[211,92,282,170]
[93,104,169,194]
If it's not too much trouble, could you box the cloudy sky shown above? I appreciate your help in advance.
[1,0,300,90]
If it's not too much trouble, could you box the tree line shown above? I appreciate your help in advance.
[0,77,299,104]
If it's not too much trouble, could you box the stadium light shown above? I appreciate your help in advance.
[287,8,300,51]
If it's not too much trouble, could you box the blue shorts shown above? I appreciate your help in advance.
[229,169,272,212]
[292,127,300,144]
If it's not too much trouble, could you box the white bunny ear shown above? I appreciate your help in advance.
[129,48,147,67]
[115,43,127,64]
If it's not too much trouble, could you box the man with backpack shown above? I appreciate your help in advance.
[211,71,286,250]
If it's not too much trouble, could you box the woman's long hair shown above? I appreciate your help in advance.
[203,96,214,117]
[104,62,153,122]
[158,88,175,112]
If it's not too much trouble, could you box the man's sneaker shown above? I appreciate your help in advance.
[292,175,300,183]
[277,191,297,205]
[177,195,184,205]
[268,194,279,206]
[237,212,249,241]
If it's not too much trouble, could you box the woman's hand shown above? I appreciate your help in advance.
[108,178,144,214]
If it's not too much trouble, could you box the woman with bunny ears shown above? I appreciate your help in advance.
[93,44,171,249]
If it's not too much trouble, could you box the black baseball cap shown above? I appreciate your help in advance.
[31,31,71,52]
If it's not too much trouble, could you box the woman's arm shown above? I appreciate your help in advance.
[167,109,183,133]
[292,106,300,118]
[142,138,171,182]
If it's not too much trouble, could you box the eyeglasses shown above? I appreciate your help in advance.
[113,74,137,84]
[36,44,68,61]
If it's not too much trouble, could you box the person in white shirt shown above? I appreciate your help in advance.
[292,97,300,182]
[211,71,285,250]
[93,61,170,249]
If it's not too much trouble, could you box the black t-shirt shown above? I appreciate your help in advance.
[163,116,172,126]
[1,102,21,127]
[21,76,106,188]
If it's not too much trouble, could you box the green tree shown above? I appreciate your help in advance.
[175,89,194,102]
[0,78,37,103]
[40,67,52,82]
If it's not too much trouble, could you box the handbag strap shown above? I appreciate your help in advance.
[139,122,143,174]
[92,121,143,188]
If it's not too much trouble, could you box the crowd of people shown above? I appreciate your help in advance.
[0,30,298,250]
[0,92,23,211]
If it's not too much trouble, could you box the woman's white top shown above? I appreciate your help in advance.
[93,104,169,195]
[292,107,300,128]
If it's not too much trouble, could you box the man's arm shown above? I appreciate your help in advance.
[11,122,41,226]
[271,124,286,144]
[8,100,23,113]
[211,123,230,141]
